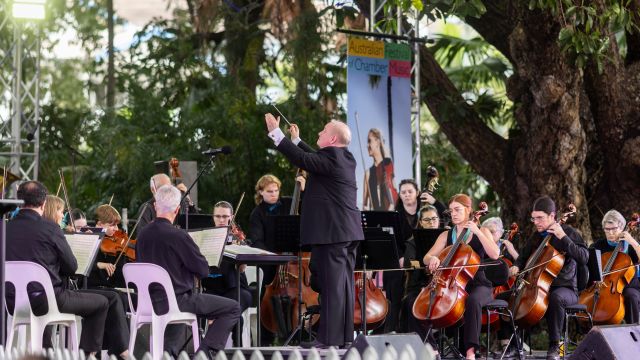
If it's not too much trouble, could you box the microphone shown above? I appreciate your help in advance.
[202,145,232,156]
[26,120,42,141]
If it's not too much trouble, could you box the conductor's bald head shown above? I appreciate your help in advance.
[317,120,351,148]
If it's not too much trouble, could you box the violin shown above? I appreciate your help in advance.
[260,169,320,338]
[230,192,247,245]
[578,213,640,325]
[412,202,489,327]
[100,229,136,262]
[509,204,576,327]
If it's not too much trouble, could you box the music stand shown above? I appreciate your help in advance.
[0,199,23,345]
[265,215,311,345]
[412,229,446,264]
[353,224,401,334]
[177,214,213,230]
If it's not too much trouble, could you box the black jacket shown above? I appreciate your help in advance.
[276,138,364,245]
[516,224,588,291]
[6,209,77,294]
[136,217,209,295]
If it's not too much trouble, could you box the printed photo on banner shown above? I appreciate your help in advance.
[346,38,413,210]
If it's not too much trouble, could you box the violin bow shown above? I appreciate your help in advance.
[113,202,148,264]
[58,169,77,233]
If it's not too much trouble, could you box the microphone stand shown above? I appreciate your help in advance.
[179,154,218,232]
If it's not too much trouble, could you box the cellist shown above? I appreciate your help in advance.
[422,194,499,360]
[589,210,640,324]
[510,196,588,360]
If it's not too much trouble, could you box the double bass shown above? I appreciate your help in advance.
[578,213,640,324]
[260,169,320,339]
[509,204,577,327]
[412,202,489,327]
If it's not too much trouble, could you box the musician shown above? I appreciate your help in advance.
[401,205,440,357]
[89,204,127,288]
[136,173,198,230]
[5,181,109,355]
[64,208,88,233]
[265,114,364,348]
[482,217,519,264]
[42,195,130,359]
[362,128,398,211]
[423,194,499,360]
[511,196,588,360]
[136,185,241,358]
[590,209,640,324]
[201,200,252,346]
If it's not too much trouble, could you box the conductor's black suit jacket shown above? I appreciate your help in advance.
[277,138,364,245]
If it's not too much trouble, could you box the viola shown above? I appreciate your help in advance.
[100,229,136,262]
[578,213,640,324]
[509,204,576,327]
[412,202,489,328]
[354,272,388,330]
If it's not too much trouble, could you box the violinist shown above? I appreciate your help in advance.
[511,196,588,360]
[201,201,252,346]
[422,194,499,360]
[362,128,398,211]
[482,217,519,265]
[42,195,131,359]
[481,217,519,358]
[64,208,88,233]
[400,205,440,356]
[89,204,127,288]
[589,210,640,324]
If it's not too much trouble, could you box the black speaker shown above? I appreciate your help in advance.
[570,324,640,360]
[349,334,427,358]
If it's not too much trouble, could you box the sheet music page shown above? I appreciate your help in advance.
[224,244,276,256]
[189,227,227,267]
[65,233,102,276]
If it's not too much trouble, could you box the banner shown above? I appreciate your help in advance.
[347,38,413,210]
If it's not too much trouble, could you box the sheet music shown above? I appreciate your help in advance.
[189,227,228,267]
[224,244,277,256]
[65,233,102,276]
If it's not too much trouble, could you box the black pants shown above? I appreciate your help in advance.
[401,290,438,350]
[79,288,129,355]
[309,241,358,346]
[383,270,404,333]
[164,292,241,355]
[217,288,252,346]
[53,290,109,353]
[546,286,578,343]
[623,286,640,324]
[461,284,493,352]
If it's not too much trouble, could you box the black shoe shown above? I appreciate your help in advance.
[546,343,561,360]
[300,339,332,349]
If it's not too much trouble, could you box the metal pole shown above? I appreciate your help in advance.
[413,10,421,186]
[11,25,22,179]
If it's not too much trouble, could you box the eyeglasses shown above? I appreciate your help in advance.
[421,217,439,222]
[213,215,231,219]
[530,216,547,223]
[603,227,619,233]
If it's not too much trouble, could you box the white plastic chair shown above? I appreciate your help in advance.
[4,261,79,353]
[123,263,199,360]
[243,267,263,346]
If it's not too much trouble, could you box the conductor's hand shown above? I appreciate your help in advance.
[289,124,300,140]
[426,256,440,272]
[265,113,280,132]
[97,262,116,277]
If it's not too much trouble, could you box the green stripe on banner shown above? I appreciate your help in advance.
[385,43,411,61]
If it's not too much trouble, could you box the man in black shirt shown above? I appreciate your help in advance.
[512,196,588,360]
[5,181,109,354]
[136,184,241,358]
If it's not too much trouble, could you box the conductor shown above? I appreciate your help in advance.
[264,113,364,348]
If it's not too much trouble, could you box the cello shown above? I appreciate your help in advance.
[509,204,576,327]
[578,213,640,325]
[353,270,388,331]
[412,202,489,327]
[260,169,320,339]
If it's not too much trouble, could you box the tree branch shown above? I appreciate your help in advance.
[419,46,508,192]
[463,0,515,63]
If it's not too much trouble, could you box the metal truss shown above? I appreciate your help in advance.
[0,2,42,184]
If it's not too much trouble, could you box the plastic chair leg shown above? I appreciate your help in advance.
[29,321,44,353]
[68,321,79,353]
[191,321,200,351]
[128,318,138,355]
